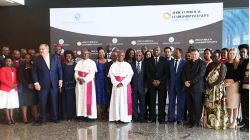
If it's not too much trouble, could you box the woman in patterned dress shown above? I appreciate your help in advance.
[203,50,228,130]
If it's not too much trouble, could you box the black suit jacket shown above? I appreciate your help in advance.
[105,61,114,95]
[238,58,249,93]
[182,59,206,93]
[0,56,4,67]
[146,56,168,87]
[104,52,112,59]
[131,60,145,94]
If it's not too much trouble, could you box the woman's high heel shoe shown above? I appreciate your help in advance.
[6,120,13,125]
[11,119,16,125]
[228,123,237,129]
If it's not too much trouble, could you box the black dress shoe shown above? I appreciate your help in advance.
[139,119,145,123]
[147,119,156,123]
[177,121,183,125]
[52,120,60,123]
[159,121,167,124]
[240,126,249,132]
[187,124,194,128]
[187,123,199,128]
[167,120,175,123]
[132,118,138,122]
[34,121,45,126]
[167,120,176,123]
[238,122,245,128]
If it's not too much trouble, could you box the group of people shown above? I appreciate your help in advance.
[0,43,248,132]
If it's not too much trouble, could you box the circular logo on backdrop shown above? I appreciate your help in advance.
[77,50,81,55]
[112,38,118,44]
[61,49,64,54]
[74,13,81,21]
[77,41,82,46]
[168,37,175,43]
[163,12,171,20]
[131,40,136,45]
[189,39,194,44]
[58,39,64,45]
[170,46,174,52]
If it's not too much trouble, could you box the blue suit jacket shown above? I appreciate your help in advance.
[32,54,63,89]
[168,59,185,93]
[131,61,145,94]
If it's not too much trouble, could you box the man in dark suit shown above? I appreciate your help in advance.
[238,58,249,131]
[32,44,63,124]
[0,46,10,67]
[146,46,168,124]
[105,51,118,103]
[164,46,174,61]
[131,51,145,122]
[182,49,206,128]
[104,45,113,60]
[167,48,186,125]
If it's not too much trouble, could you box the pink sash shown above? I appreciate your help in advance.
[78,71,92,115]
[114,76,132,115]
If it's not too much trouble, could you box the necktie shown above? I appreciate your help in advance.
[155,57,158,65]
[174,59,178,72]
[136,62,141,73]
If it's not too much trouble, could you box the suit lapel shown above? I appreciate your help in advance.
[141,61,144,73]
[177,59,185,72]
[49,54,52,70]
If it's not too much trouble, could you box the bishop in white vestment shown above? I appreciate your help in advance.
[108,51,134,122]
[75,49,97,119]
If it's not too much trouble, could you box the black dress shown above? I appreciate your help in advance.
[61,63,76,118]
[18,64,38,106]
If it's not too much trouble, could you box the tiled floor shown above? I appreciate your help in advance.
[0,120,248,140]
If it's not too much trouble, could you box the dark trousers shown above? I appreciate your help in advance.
[168,87,185,122]
[144,90,150,119]
[183,104,188,121]
[132,90,145,121]
[39,88,58,122]
[241,89,249,128]
[58,93,62,119]
[149,85,166,122]
[186,92,203,125]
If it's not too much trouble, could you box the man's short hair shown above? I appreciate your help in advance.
[175,48,183,54]
[164,46,172,52]
[238,44,249,52]
[190,48,199,53]
[221,48,229,52]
